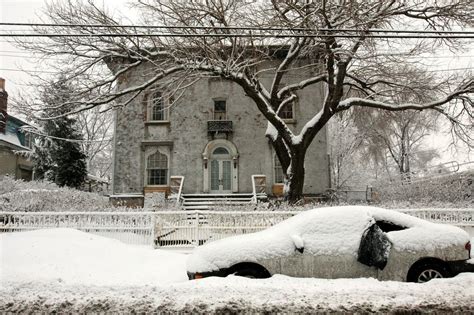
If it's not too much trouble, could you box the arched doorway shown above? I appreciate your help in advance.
[202,140,238,193]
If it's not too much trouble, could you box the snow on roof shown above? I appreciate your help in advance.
[0,131,28,150]
[187,206,470,273]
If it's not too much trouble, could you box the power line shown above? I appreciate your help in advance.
[2,53,473,60]
[1,22,473,35]
[2,66,472,75]
[1,33,473,39]
[0,68,58,74]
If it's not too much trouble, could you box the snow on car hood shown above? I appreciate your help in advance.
[187,206,373,273]
[187,206,470,273]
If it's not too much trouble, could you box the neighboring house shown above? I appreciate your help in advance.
[0,78,34,181]
[110,54,330,201]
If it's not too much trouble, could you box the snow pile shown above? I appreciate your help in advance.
[0,228,188,286]
[1,274,473,313]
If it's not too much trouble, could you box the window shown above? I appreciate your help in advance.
[150,91,168,121]
[147,151,168,185]
[24,132,33,149]
[274,154,284,184]
[213,147,229,155]
[213,100,227,120]
[278,103,294,120]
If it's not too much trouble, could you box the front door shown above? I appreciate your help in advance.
[210,146,232,193]
[210,159,232,192]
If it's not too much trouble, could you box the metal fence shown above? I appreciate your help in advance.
[0,208,472,248]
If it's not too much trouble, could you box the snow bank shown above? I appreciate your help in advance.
[1,274,473,313]
[0,228,188,286]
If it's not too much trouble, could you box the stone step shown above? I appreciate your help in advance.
[183,205,212,210]
[180,192,267,210]
[183,198,253,203]
[183,193,253,197]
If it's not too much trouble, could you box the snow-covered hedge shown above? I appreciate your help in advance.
[373,172,473,208]
[0,177,120,212]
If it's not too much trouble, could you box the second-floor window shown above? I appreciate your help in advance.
[278,103,294,120]
[150,91,168,121]
[213,100,227,120]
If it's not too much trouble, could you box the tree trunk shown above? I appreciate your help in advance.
[286,147,306,204]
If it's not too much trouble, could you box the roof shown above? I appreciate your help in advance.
[0,114,33,151]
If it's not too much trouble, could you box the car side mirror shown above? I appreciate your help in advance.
[290,234,304,254]
[357,223,392,270]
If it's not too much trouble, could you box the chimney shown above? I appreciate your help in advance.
[0,78,8,134]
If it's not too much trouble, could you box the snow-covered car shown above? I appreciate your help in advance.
[187,206,472,283]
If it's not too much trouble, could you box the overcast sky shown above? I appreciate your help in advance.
[0,0,472,165]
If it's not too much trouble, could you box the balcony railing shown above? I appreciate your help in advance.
[207,120,233,136]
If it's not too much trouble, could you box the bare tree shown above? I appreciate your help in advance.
[14,0,473,202]
[76,107,113,179]
[356,109,440,180]
[327,112,366,189]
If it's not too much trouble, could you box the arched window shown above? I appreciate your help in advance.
[147,151,168,185]
[274,154,284,184]
[150,91,168,121]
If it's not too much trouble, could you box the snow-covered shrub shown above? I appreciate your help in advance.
[0,177,114,212]
[0,177,183,212]
[373,172,473,208]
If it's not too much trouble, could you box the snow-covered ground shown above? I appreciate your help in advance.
[1,229,473,313]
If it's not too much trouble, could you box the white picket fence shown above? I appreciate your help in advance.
[0,208,472,247]
[0,211,156,246]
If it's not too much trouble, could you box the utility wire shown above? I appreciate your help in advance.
[1,22,473,35]
[21,126,113,143]
[1,33,473,39]
[2,67,473,74]
[2,53,473,60]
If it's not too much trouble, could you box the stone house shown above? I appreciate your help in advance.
[0,78,34,181]
[110,56,330,202]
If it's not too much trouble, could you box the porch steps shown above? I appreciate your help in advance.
[181,193,266,210]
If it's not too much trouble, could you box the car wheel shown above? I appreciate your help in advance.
[408,262,449,283]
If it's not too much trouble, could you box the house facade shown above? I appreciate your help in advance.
[0,78,34,181]
[111,61,330,198]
